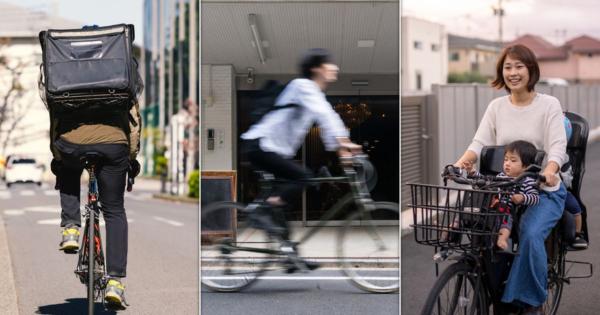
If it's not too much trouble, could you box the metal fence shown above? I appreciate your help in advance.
[401,83,600,207]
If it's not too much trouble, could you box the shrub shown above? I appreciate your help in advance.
[188,169,199,198]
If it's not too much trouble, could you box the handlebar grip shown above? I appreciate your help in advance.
[538,175,546,183]
[127,175,134,192]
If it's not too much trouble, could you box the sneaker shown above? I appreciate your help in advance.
[105,278,128,310]
[59,225,80,253]
[572,233,588,249]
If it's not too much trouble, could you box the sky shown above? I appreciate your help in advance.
[403,0,600,45]
[2,0,144,45]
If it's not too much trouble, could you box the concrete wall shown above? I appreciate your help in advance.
[200,64,236,170]
[401,16,447,93]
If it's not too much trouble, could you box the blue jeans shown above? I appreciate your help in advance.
[501,183,566,307]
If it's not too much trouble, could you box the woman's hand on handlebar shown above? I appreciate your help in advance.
[541,170,558,186]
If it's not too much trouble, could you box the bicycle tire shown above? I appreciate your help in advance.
[200,202,274,292]
[88,203,95,314]
[338,202,399,293]
[421,262,488,315]
[544,230,566,315]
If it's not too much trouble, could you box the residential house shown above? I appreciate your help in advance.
[401,16,447,93]
[448,34,502,78]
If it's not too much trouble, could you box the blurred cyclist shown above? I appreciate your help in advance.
[240,48,361,270]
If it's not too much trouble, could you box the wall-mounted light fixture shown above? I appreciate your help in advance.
[248,14,266,64]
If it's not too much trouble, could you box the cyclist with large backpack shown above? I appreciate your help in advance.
[40,24,142,309]
[240,48,361,269]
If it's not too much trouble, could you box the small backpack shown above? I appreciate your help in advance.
[248,80,297,125]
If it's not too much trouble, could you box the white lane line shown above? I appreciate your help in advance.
[37,218,134,226]
[4,210,25,216]
[23,206,61,213]
[19,190,35,196]
[153,216,184,227]
[201,276,398,281]
[44,190,59,196]
[126,193,153,201]
[0,191,10,199]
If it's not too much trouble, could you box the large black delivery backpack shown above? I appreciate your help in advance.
[38,24,142,113]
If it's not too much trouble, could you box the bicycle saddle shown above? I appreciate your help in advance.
[80,151,104,166]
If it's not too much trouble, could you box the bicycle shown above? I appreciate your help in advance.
[72,152,135,313]
[200,155,399,293]
[410,164,592,315]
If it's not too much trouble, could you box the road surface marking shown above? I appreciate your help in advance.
[37,218,134,226]
[23,206,61,213]
[3,210,25,216]
[201,276,398,281]
[153,216,184,227]
[19,190,35,196]
[0,191,10,199]
[44,190,59,196]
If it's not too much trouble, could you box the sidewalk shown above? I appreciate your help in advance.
[0,215,19,315]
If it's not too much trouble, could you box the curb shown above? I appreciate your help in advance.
[152,193,198,204]
[0,215,19,315]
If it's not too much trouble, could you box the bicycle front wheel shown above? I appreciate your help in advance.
[200,202,274,292]
[421,262,487,315]
[338,202,399,293]
[544,230,566,315]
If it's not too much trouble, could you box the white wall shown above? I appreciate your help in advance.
[0,40,53,178]
[200,64,236,170]
[401,16,447,93]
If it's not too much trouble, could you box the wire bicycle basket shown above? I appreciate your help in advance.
[408,183,509,251]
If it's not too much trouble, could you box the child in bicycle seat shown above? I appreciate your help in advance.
[560,116,588,249]
[465,140,540,250]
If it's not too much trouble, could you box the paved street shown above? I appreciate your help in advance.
[201,269,399,315]
[401,142,600,315]
[0,181,198,314]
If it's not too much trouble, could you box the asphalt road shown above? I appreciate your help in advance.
[401,142,600,315]
[1,182,198,314]
[201,269,399,315]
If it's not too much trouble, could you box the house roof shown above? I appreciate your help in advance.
[506,34,568,60]
[448,34,501,52]
[0,1,80,38]
[564,35,600,53]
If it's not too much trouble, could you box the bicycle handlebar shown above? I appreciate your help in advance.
[442,164,546,190]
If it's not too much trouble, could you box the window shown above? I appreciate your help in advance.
[414,41,422,50]
[450,52,460,61]
[432,44,440,52]
[416,72,422,90]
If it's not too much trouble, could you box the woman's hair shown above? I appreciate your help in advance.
[505,140,538,167]
[491,44,540,93]
[299,48,333,78]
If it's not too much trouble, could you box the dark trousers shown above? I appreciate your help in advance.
[55,139,129,277]
[243,139,313,203]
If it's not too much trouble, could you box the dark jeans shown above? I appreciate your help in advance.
[55,139,129,277]
[565,191,582,215]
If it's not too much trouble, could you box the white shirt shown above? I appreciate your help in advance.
[467,93,568,191]
[241,78,349,158]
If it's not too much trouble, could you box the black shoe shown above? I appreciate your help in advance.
[571,233,588,249]
[280,241,321,273]
[248,206,286,236]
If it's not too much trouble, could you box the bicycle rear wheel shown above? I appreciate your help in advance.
[201,202,275,292]
[87,204,95,314]
[421,262,488,315]
[338,202,399,293]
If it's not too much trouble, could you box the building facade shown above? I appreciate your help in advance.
[201,0,399,223]
[401,16,447,93]
[0,3,79,177]
[448,34,501,78]
[142,0,199,194]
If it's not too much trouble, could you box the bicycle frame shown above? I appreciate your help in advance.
[75,162,107,314]
[225,163,385,256]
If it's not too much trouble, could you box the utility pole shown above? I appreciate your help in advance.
[493,0,505,46]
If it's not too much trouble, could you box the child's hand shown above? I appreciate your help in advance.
[511,194,525,204]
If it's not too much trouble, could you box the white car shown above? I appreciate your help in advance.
[5,157,44,187]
